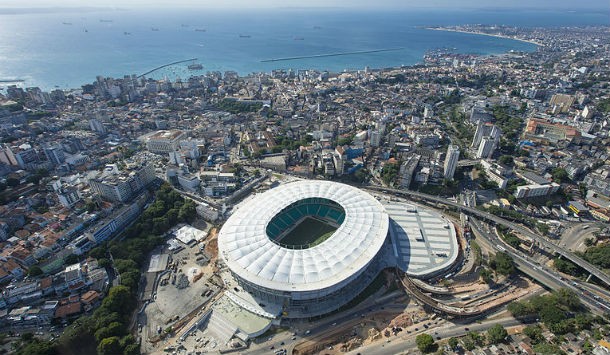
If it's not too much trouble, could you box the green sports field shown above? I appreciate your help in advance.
[278,217,337,247]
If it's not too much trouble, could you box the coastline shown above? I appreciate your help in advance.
[425,27,543,47]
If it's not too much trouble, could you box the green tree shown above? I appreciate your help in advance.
[448,337,459,349]
[102,286,135,314]
[479,268,493,284]
[553,258,583,276]
[119,271,141,290]
[503,233,522,249]
[486,324,508,344]
[15,338,57,355]
[539,303,567,325]
[498,155,514,166]
[533,343,566,355]
[124,343,140,355]
[114,259,138,274]
[554,288,581,311]
[468,331,485,347]
[97,336,122,355]
[58,316,97,352]
[337,135,354,146]
[416,333,436,353]
[94,322,125,343]
[381,162,400,186]
[28,265,43,277]
[508,301,536,318]
[522,325,544,344]
[493,252,515,275]
[93,311,122,330]
[461,337,475,351]
[551,168,570,183]
[63,254,79,265]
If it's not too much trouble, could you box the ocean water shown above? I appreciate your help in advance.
[0,8,607,90]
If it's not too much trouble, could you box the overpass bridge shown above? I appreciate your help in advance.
[397,270,482,318]
[457,159,480,167]
[366,185,610,288]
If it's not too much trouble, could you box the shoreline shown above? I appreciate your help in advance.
[1,28,543,91]
[425,27,543,47]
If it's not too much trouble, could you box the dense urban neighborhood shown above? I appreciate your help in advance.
[1,23,610,355]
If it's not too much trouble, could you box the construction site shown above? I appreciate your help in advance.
[134,184,555,355]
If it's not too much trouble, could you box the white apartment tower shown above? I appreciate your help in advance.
[443,144,460,180]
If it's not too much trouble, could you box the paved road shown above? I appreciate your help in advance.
[346,316,523,355]
[244,293,407,355]
[364,185,610,288]
[468,218,610,316]
[560,222,599,252]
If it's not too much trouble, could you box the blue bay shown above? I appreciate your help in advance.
[0,8,607,90]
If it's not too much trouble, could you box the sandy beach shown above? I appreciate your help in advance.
[426,27,544,47]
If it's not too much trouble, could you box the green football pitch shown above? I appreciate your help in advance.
[278,217,337,247]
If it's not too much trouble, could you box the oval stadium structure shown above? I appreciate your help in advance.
[218,180,390,318]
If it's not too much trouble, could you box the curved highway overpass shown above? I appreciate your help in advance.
[365,185,610,288]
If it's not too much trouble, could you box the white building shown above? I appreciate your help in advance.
[443,145,460,180]
[515,182,561,199]
[472,122,501,159]
[476,136,496,159]
[146,130,186,154]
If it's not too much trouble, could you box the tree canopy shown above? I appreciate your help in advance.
[487,324,508,344]
[490,252,515,276]
[416,333,436,353]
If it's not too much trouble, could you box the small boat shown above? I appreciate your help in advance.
[151,28,160,31]
[100,19,113,23]
[181,24,189,27]
[195,28,206,32]
[84,29,88,33]
[124,32,131,35]
[313,26,322,29]
[188,64,203,70]
[239,34,251,38]
[294,37,305,40]
[62,22,72,25]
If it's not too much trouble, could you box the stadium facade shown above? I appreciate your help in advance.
[218,180,390,318]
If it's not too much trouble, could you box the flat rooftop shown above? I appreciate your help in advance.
[383,201,458,278]
[212,294,273,336]
[148,129,184,140]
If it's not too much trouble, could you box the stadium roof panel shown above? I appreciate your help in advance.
[218,180,389,293]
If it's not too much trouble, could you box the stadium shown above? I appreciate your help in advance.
[218,180,390,318]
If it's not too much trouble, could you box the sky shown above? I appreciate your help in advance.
[1,0,608,9]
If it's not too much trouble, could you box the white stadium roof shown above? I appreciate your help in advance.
[218,180,389,293]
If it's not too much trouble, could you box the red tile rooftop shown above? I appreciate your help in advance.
[80,290,99,304]
[55,302,81,318]
[40,277,52,289]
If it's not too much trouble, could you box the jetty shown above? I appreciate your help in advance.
[260,47,404,63]
[138,58,198,78]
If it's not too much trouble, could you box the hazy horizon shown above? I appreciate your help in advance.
[1,0,609,10]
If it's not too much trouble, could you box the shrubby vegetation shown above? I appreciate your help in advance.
[553,257,585,277]
[486,324,508,344]
[491,105,524,141]
[581,243,610,269]
[381,162,400,186]
[217,98,262,113]
[489,252,515,276]
[56,183,196,355]
[507,288,603,335]
[415,333,436,353]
